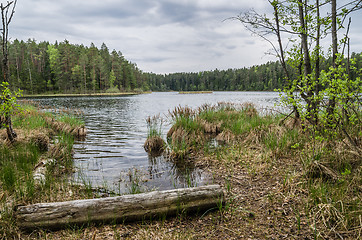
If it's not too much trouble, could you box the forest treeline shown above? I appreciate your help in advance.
[4,39,362,94]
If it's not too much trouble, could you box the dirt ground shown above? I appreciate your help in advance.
[32,148,321,240]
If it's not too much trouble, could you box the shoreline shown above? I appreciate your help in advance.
[20,91,151,98]
[178,91,213,94]
[1,101,360,239]
[20,90,282,98]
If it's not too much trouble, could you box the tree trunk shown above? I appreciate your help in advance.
[298,0,312,76]
[1,1,17,142]
[83,64,87,94]
[27,58,33,94]
[15,52,20,86]
[5,115,16,142]
[327,0,338,119]
[272,1,300,120]
[298,0,317,125]
[315,0,321,93]
[331,0,338,68]
[16,185,224,229]
[313,0,321,125]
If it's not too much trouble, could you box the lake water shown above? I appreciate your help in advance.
[30,92,281,193]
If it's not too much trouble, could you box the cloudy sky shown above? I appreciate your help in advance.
[10,0,362,74]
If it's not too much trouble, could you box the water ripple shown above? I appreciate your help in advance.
[30,92,280,193]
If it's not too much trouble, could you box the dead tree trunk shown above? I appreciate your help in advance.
[16,185,224,229]
[1,0,17,142]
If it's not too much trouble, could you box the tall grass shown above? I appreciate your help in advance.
[146,115,163,138]
[54,132,75,170]
[167,103,280,160]
[144,115,165,156]
[12,114,47,129]
[0,144,39,198]
[56,114,85,128]
[0,103,89,238]
[169,106,203,133]
[12,103,85,130]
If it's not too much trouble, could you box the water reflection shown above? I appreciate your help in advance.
[147,155,207,189]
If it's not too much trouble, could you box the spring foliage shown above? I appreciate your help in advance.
[0,81,23,127]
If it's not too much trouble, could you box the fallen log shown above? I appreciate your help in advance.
[16,185,223,229]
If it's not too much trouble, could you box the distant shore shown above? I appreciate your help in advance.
[21,91,151,98]
[178,91,213,94]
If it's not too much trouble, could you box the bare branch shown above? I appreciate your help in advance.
[5,1,16,25]
[340,0,362,25]
[342,17,352,56]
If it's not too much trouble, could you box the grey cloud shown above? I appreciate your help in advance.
[157,2,200,24]
[244,39,256,45]
[62,2,151,21]
[9,0,362,74]
[225,45,237,50]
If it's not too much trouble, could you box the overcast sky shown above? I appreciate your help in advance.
[10,0,362,74]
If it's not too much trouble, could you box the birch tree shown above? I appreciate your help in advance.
[233,0,362,152]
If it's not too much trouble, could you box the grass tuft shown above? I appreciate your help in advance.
[144,115,165,156]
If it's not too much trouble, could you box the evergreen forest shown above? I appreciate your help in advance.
[4,39,362,94]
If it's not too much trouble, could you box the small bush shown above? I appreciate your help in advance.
[106,86,120,93]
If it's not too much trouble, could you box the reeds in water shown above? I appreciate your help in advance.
[144,115,165,156]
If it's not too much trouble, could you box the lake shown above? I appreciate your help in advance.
[30,91,281,193]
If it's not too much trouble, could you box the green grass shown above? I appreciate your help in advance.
[12,112,47,129]
[167,103,282,160]
[56,132,75,169]
[169,136,189,160]
[146,115,163,138]
[127,168,143,194]
[11,104,85,130]
[175,115,203,133]
[0,143,39,198]
[169,106,203,134]
[175,104,280,136]
[56,114,85,128]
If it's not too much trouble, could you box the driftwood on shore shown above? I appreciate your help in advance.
[16,185,223,229]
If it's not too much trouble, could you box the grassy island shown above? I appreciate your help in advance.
[178,91,213,94]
